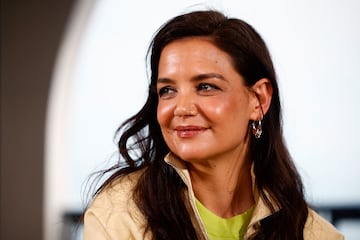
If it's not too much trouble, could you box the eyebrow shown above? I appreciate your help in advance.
[157,77,174,84]
[192,73,226,82]
[157,73,226,84]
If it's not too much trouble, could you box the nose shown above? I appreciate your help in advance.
[174,93,197,117]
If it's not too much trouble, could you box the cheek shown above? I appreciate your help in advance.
[209,104,228,122]
[157,101,174,127]
[208,96,250,124]
[206,96,239,121]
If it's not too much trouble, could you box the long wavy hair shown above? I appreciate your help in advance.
[94,10,308,240]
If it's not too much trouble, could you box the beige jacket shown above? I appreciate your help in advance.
[84,154,344,239]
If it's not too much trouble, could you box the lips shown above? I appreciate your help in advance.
[174,125,207,138]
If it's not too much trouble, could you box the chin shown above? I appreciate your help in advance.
[173,151,206,162]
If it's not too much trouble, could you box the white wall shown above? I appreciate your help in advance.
[46,0,360,238]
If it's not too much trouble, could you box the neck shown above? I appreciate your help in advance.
[188,152,254,218]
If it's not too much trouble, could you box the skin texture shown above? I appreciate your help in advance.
[157,37,256,164]
[156,37,272,217]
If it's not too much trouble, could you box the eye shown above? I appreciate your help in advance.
[158,86,176,99]
[197,83,220,93]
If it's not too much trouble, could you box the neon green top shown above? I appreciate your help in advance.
[195,198,254,240]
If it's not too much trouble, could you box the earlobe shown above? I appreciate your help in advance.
[250,78,273,120]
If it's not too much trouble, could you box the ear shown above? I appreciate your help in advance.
[249,78,273,121]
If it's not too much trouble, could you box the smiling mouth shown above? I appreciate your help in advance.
[175,126,207,138]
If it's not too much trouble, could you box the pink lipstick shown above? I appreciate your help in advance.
[175,125,207,138]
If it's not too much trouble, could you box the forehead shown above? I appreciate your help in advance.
[157,37,247,88]
[159,37,235,71]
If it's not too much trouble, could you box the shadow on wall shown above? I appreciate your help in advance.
[0,1,75,240]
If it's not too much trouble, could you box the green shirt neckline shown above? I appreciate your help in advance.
[195,198,254,240]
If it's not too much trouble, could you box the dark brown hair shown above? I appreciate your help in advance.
[94,10,308,239]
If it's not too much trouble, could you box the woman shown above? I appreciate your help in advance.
[83,10,343,239]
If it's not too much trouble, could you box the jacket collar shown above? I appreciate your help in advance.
[164,152,281,236]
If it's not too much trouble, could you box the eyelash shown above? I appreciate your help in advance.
[158,86,175,98]
[197,83,219,91]
[157,83,220,98]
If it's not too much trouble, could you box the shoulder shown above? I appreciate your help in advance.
[83,169,150,240]
[92,169,143,207]
[304,209,344,240]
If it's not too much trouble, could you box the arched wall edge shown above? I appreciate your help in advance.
[44,1,96,239]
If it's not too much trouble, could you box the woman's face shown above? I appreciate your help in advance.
[156,37,256,163]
